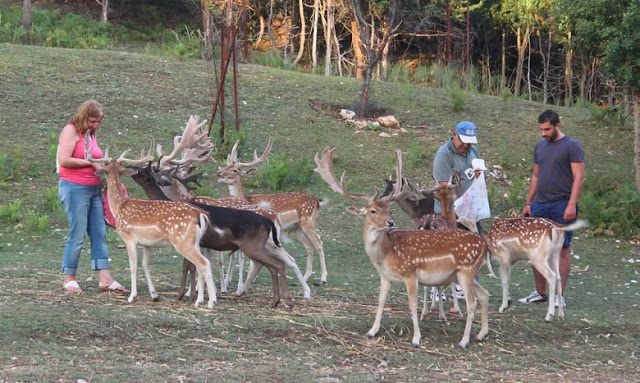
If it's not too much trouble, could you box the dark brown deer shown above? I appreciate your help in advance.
[314,148,489,349]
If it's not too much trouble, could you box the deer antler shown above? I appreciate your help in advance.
[379,149,405,202]
[157,115,214,169]
[313,147,373,203]
[227,138,274,168]
[117,139,155,165]
[84,133,111,163]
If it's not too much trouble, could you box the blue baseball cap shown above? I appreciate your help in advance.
[455,121,478,144]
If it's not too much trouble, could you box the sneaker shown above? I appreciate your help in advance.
[518,290,548,304]
[554,296,566,308]
[429,289,447,302]
[454,284,464,299]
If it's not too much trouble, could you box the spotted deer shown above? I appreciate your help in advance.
[128,117,310,301]
[314,147,489,349]
[217,139,328,283]
[86,139,217,309]
[486,217,588,321]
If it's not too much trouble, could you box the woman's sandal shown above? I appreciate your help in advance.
[63,280,83,294]
[98,280,130,294]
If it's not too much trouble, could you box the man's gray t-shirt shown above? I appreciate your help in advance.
[534,135,585,203]
[432,139,480,213]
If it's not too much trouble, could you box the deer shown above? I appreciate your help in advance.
[382,175,467,320]
[128,117,311,304]
[86,138,217,309]
[313,147,490,349]
[217,138,328,283]
[486,216,589,321]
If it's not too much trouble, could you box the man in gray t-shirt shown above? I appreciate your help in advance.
[519,109,585,307]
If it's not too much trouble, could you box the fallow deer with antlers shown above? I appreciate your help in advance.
[86,138,217,309]
[313,148,489,349]
[217,139,328,283]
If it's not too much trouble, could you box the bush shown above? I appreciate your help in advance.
[581,179,640,239]
[247,154,314,191]
[24,210,49,233]
[0,200,21,224]
[448,83,467,112]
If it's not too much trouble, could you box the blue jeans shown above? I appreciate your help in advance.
[530,199,578,247]
[58,179,110,274]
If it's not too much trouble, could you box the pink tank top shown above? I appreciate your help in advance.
[58,132,103,186]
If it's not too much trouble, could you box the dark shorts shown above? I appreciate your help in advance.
[531,199,578,247]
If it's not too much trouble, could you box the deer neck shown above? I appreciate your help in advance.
[362,220,393,264]
[104,171,128,217]
[227,179,249,202]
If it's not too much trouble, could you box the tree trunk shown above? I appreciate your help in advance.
[564,31,573,106]
[446,0,452,65]
[579,57,587,105]
[351,19,365,79]
[201,0,214,61]
[22,0,31,36]
[324,0,334,76]
[292,0,306,65]
[97,0,108,24]
[267,0,278,55]
[311,0,320,71]
[634,92,640,191]
[514,25,531,96]
[255,15,266,48]
[501,28,506,92]
[358,69,373,117]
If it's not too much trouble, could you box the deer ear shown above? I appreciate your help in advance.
[242,168,257,176]
[346,206,366,216]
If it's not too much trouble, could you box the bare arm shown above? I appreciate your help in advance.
[564,162,585,221]
[522,164,539,217]
[57,124,100,170]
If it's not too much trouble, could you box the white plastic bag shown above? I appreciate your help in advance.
[454,173,491,225]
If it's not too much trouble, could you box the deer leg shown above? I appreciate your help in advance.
[420,286,429,321]
[268,242,311,299]
[141,246,159,302]
[404,277,421,347]
[365,277,392,340]
[450,282,463,317]
[178,258,191,301]
[531,254,557,322]
[219,250,229,293]
[299,222,327,283]
[124,241,139,304]
[239,259,262,296]
[457,274,477,349]
[498,253,513,313]
[473,280,490,342]
[236,251,245,294]
[295,230,316,282]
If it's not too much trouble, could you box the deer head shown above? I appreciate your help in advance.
[313,147,404,230]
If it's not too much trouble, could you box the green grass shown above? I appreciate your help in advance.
[0,43,639,382]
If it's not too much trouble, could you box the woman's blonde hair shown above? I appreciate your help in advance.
[70,99,104,135]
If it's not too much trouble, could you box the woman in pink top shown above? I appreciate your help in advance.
[57,99,128,294]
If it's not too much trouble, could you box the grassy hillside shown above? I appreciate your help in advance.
[1,43,639,382]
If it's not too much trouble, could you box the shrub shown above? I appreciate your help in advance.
[24,210,49,233]
[581,179,640,239]
[44,186,63,216]
[248,154,314,191]
[0,200,21,224]
[448,83,467,112]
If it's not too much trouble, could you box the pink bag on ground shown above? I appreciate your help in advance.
[103,183,128,228]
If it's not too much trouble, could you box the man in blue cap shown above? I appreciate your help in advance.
[433,121,483,216]
[432,121,485,300]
